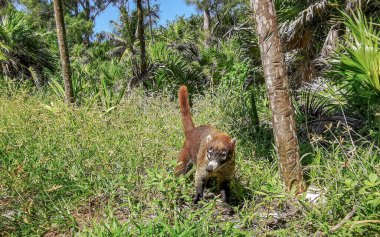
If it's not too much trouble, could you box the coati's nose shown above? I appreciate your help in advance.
[206,165,214,172]
[206,160,218,172]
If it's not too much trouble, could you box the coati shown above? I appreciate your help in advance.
[175,85,236,204]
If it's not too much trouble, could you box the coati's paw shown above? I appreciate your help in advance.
[193,197,199,204]
[221,204,235,216]
[193,193,202,204]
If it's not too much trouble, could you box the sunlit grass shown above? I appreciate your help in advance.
[0,90,379,236]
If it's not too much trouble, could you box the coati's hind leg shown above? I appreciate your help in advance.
[175,147,193,177]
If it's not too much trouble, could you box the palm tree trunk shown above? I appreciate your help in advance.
[147,0,154,44]
[136,0,147,76]
[83,0,91,47]
[53,0,75,104]
[203,8,211,47]
[251,0,306,194]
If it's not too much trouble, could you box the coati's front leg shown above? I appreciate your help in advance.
[219,179,231,204]
[193,171,206,204]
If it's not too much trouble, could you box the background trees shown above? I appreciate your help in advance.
[66,0,118,46]
[186,0,212,47]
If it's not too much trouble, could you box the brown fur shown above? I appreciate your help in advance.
[176,85,236,204]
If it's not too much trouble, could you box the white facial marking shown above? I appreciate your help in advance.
[206,134,212,143]
[208,160,218,170]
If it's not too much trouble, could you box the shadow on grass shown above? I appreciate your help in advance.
[228,116,321,191]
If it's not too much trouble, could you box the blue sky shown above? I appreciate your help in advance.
[94,0,198,33]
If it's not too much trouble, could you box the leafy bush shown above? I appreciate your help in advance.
[48,44,127,110]
[0,9,56,85]
[146,38,254,97]
[147,42,205,95]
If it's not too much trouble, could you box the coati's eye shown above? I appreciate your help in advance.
[207,149,213,159]
[221,151,227,159]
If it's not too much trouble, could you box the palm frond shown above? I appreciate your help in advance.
[332,10,380,103]
[105,32,128,45]
[168,42,199,61]
[106,46,127,58]
[280,0,329,51]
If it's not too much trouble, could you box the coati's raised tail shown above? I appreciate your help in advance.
[178,85,195,136]
[176,85,236,205]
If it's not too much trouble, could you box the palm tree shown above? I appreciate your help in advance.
[251,0,306,194]
[107,5,139,76]
[0,9,55,86]
[122,0,148,92]
[186,0,212,47]
[136,0,147,77]
[147,0,154,43]
[53,0,74,103]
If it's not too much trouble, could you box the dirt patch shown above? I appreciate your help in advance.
[71,194,108,228]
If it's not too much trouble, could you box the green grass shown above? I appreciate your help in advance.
[0,90,379,236]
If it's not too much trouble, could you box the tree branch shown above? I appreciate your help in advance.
[78,0,86,11]
[222,20,251,38]
[91,1,113,21]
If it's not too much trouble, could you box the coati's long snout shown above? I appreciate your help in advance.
[206,160,219,172]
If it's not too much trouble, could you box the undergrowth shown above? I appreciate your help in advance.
[0,89,379,236]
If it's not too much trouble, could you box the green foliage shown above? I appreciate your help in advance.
[18,0,55,30]
[65,13,94,45]
[0,76,34,97]
[156,15,202,44]
[0,9,56,83]
[147,42,204,94]
[49,57,126,110]
[146,37,255,97]
[307,134,380,236]
[199,39,245,84]
[333,11,380,103]
[107,5,138,60]
[329,10,380,130]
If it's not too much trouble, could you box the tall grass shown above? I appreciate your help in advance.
[1,88,379,236]
[48,59,127,110]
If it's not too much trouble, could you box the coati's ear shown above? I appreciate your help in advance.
[231,138,237,145]
[206,134,212,143]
